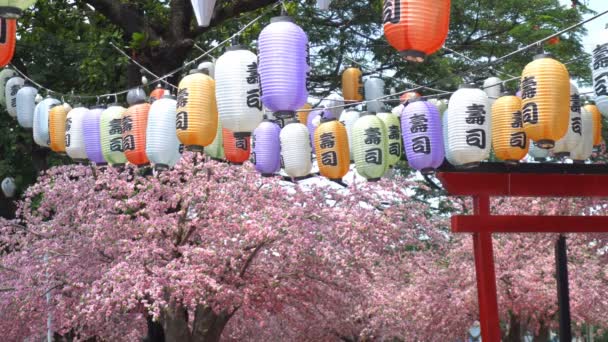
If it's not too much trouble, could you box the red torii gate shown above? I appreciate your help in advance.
[436,163,608,342]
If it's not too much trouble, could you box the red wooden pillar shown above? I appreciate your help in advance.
[472,195,501,342]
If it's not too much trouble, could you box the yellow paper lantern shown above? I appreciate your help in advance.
[520,54,570,149]
[48,103,69,153]
[176,69,218,151]
[342,67,363,102]
[314,118,350,181]
[297,103,312,125]
[584,102,603,146]
[491,94,528,163]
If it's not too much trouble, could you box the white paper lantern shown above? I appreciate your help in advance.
[391,103,404,117]
[553,83,582,157]
[429,98,448,113]
[65,106,89,161]
[146,95,181,169]
[320,93,344,119]
[442,109,456,165]
[191,0,216,27]
[1,177,15,198]
[364,77,385,113]
[592,43,608,117]
[570,106,594,162]
[33,97,60,147]
[446,85,491,167]
[527,140,550,160]
[0,68,16,107]
[339,109,360,161]
[280,121,312,178]
[16,83,37,128]
[483,76,502,106]
[198,61,215,78]
[316,0,332,10]
[5,76,23,117]
[216,46,263,136]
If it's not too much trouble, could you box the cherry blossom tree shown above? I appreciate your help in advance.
[0,153,438,341]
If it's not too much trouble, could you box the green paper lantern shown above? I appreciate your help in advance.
[352,113,388,181]
[205,120,225,160]
[376,112,401,167]
[100,105,128,166]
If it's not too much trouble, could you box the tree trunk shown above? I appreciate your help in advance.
[144,314,165,342]
[532,322,550,342]
[504,312,523,342]
[161,302,191,342]
[191,304,232,342]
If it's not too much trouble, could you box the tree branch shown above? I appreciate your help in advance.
[191,0,279,37]
[238,241,266,278]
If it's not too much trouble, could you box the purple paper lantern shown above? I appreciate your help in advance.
[258,16,308,117]
[82,106,107,165]
[252,119,281,176]
[401,100,445,174]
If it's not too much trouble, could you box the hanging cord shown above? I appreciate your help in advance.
[442,45,518,79]
[109,42,178,90]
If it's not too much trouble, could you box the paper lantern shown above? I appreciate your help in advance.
[190,0,216,27]
[149,85,165,103]
[307,109,328,153]
[521,54,570,149]
[1,176,15,197]
[216,46,263,135]
[65,107,89,162]
[352,113,388,181]
[446,85,491,167]
[100,105,128,166]
[297,103,312,124]
[442,108,456,165]
[491,94,528,163]
[339,109,360,161]
[365,77,385,113]
[146,95,182,169]
[584,102,603,146]
[483,76,502,106]
[0,19,16,67]
[126,87,146,106]
[528,140,550,161]
[391,104,404,116]
[314,118,349,180]
[205,120,224,160]
[223,128,250,165]
[570,106,594,162]
[33,96,59,147]
[342,67,363,102]
[15,83,37,128]
[377,112,401,167]
[428,98,448,113]
[553,83,582,157]
[0,0,35,18]
[591,43,608,116]
[280,121,312,178]
[400,92,421,103]
[82,106,107,165]
[198,61,215,78]
[383,0,451,61]
[4,75,22,117]
[316,0,332,10]
[258,16,308,117]
[176,69,218,150]
[0,67,16,107]
[320,93,344,119]
[122,102,150,166]
[48,103,69,153]
[252,119,281,176]
[401,100,445,173]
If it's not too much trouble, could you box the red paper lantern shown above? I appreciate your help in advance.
[400,91,421,103]
[383,0,451,62]
[223,128,250,165]
[0,18,16,67]
[149,86,165,103]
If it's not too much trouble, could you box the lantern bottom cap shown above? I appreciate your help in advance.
[230,162,244,165]
[573,160,585,164]
[94,162,108,166]
[111,163,125,168]
[136,163,151,168]
[536,139,555,149]
[366,178,381,182]
[455,162,480,169]
[554,152,570,158]
[233,132,252,138]
[504,160,519,166]
[293,174,312,181]
[329,178,343,182]
[210,157,225,162]
[399,50,426,63]
[72,159,88,164]
[273,111,296,119]
[0,7,22,19]
[154,164,170,171]
[420,168,436,175]
[261,173,276,177]
[186,145,205,152]
[533,158,547,162]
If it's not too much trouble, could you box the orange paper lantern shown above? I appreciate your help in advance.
[223,128,250,165]
[491,95,529,163]
[383,0,451,62]
[122,102,150,166]
[149,86,165,103]
[400,91,421,103]
[0,18,16,67]
[342,67,363,102]
[48,104,69,153]
[314,118,350,181]
[297,103,312,125]
[585,103,603,146]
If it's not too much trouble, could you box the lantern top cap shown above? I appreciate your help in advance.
[407,97,422,103]
[360,111,375,116]
[585,100,596,105]
[500,91,514,96]
[189,68,209,75]
[131,99,147,105]
[320,116,337,123]
[226,45,248,52]
[270,16,295,23]
[91,105,107,110]
[49,103,62,109]
[162,94,176,100]
[533,53,554,60]
[459,83,478,89]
